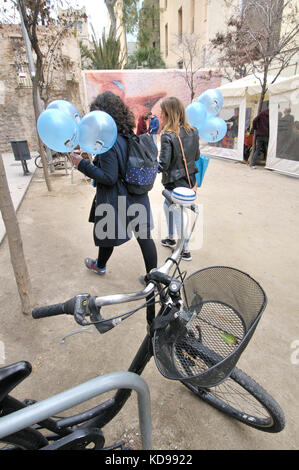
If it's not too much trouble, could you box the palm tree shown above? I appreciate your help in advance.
[80,26,125,70]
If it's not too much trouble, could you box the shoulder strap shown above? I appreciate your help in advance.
[177,134,192,189]
[138,138,152,160]
[135,133,156,161]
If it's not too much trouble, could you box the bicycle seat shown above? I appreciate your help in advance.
[0,361,32,403]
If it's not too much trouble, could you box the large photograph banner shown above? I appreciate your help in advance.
[83,69,221,132]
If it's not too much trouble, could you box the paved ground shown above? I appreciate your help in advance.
[0,157,298,450]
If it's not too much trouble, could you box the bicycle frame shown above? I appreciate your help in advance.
[54,204,196,431]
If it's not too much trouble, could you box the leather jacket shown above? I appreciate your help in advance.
[159,127,199,187]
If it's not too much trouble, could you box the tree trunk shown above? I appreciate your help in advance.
[0,154,33,315]
[248,74,268,165]
[18,0,53,191]
[104,0,117,38]
[190,73,195,103]
[32,72,53,192]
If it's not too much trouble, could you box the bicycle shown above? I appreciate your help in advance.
[0,188,285,450]
[34,152,73,170]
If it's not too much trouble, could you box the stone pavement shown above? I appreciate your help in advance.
[0,152,37,244]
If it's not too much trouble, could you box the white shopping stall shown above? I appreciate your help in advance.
[266,74,299,177]
[199,74,293,167]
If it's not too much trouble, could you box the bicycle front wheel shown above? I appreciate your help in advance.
[182,367,285,433]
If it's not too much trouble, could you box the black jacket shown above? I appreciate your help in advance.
[78,135,152,247]
[159,127,200,189]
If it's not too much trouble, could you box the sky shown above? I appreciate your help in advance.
[75,0,110,38]
[0,0,139,42]
[74,0,141,41]
[0,0,109,33]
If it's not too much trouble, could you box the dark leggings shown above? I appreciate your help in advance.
[97,237,157,274]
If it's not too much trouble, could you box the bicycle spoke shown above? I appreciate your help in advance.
[206,379,271,419]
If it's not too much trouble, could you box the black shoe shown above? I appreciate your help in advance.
[161,238,176,248]
[181,250,192,261]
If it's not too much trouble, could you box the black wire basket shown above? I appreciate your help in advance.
[153,266,267,388]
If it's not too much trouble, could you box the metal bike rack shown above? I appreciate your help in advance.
[0,371,152,450]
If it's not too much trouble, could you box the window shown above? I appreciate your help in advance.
[204,0,207,22]
[191,0,195,33]
[276,103,299,162]
[178,7,182,42]
[177,59,183,69]
[17,65,32,88]
[165,23,168,56]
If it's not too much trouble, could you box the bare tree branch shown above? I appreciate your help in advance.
[211,0,299,111]
[171,33,212,102]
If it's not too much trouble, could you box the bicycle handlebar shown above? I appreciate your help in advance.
[32,293,132,334]
[162,189,173,205]
[32,297,77,319]
[32,303,65,319]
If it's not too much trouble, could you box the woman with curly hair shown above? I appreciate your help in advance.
[70,91,157,278]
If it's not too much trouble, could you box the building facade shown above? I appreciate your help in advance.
[159,0,239,69]
[138,0,161,50]
[159,0,298,77]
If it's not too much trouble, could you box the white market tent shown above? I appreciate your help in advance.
[200,73,299,178]
[266,74,299,177]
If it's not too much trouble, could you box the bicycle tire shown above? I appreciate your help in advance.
[34,155,43,168]
[182,367,285,433]
[0,427,48,450]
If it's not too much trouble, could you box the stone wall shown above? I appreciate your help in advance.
[0,24,86,153]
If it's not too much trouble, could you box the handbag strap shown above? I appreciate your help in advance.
[177,134,192,189]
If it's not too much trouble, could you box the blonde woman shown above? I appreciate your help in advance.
[159,96,199,261]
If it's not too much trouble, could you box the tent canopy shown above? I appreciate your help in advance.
[218,73,281,97]
[268,74,299,96]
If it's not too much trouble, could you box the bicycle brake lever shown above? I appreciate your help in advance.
[60,326,96,344]
[88,296,119,334]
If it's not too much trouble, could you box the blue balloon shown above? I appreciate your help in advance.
[197,89,224,116]
[198,116,227,143]
[47,100,81,124]
[78,110,117,154]
[185,102,207,130]
[37,108,79,152]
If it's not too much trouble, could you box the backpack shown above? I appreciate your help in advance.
[123,133,158,195]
